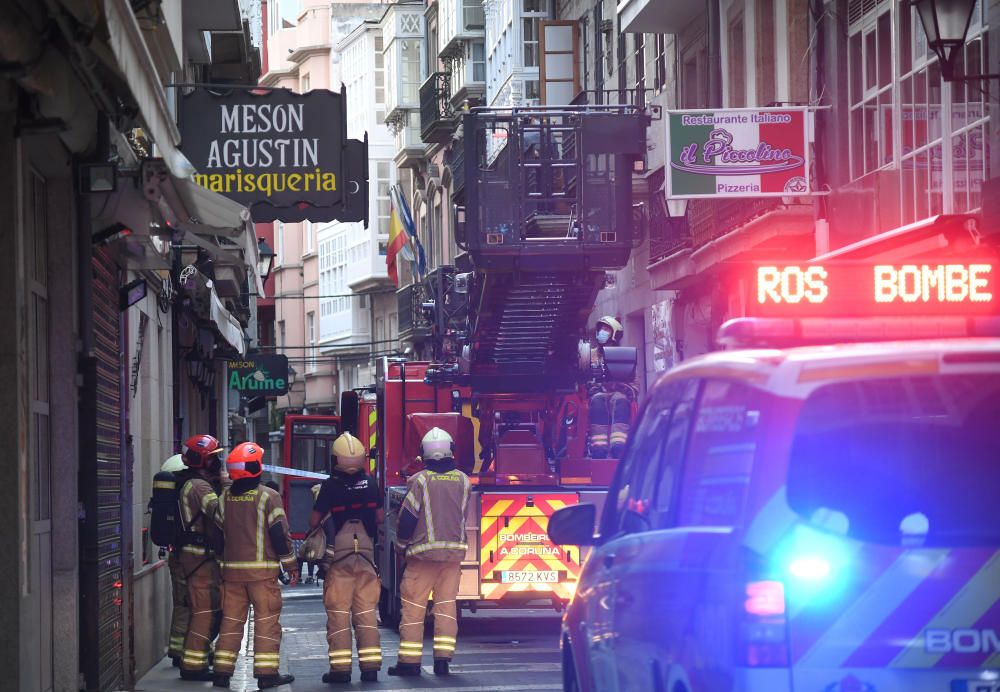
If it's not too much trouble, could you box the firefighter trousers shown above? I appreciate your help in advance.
[180,557,221,672]
[324,555,382,673]
[167,553,191,660]
[588,390,631,459]
[397,559,462,664]
[213,579,284,677]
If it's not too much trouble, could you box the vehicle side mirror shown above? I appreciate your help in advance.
[548,503,598,546]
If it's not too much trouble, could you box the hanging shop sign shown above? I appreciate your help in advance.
[227,353,289,396]
[179,87,367,222]
[666,108,811,199]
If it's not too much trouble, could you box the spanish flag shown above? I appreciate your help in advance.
[386,196,409,287]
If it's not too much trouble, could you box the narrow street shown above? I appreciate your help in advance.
[138,587,563,691]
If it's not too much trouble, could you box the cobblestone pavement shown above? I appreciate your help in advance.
[135,584,563,692]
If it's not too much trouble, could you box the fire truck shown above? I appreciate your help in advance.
[275,105,651,622]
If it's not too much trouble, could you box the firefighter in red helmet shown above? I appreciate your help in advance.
[175,434,225,681]
[212,442,297,689]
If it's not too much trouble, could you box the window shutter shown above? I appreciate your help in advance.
[539,20,580,105]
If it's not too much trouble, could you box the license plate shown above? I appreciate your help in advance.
[501,570,558,583]
[954,681,1000,692]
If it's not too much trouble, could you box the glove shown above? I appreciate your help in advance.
[287,569,300,587]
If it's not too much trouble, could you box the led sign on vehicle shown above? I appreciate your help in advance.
[751,262,996,317]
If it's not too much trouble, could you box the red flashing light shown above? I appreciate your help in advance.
[745,580,785,617]
[751,262,997,318]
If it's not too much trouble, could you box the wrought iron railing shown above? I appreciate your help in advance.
[420,72,455,144]
[688,197,786,248]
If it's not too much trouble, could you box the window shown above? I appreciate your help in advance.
[375,35,386,124]
[616,26,627,104]
[540,21,579,105]
[275,221,284,266]
[359,294,369,309]
[756,0,776,106]
[653,35,668,91]
[301,73,310,93]
[607,380,699,536]
[464,0,485,31]
[632,32,646,108]
[278,320,286,350]
[305,221,315,255]
[268,0,281,38]
[376,161,391,236]
[524,18,540,67]
[307,312,317,372]
[727,7,745,107]
[400,39,422,104]
[678,379,762,527]
[471,40,486,82]
[848,5,894,178]
[787,374,1000,545]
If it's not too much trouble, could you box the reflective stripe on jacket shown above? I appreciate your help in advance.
[179,477,220,559]
[402,468,470,562]
[218,485,297,581]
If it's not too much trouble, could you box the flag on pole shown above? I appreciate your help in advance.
[386,191,409,287]
[391,184,426,279]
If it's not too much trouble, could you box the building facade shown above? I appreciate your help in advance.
[0,0,262,689]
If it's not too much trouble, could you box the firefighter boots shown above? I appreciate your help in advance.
[387,663,421,677]
[434,659,450,675]
[361,670,378,682]
[257,673,295,688]
[322,671,351,683]
[212,674,230,688]
[179,668,214,681]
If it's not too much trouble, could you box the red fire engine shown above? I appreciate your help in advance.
[274,105,651,621]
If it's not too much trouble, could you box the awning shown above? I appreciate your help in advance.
[619,0,703,34]
[813,214,981,261]
[104,0,194,179]
[209,280,246,355]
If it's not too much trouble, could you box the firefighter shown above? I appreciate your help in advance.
[309,432,384,684]
[161,453,191,667]
[212,442,298,689]
[588,316,635,459]
[176,434,225,681]
[388,427,471,678]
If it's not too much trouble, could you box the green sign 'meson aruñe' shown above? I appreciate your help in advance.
[227,354,289,396]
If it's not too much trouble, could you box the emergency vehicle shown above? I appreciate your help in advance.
[272,104,652,619]
[549,250,1000,691]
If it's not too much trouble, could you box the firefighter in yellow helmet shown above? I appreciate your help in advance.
[389,427,471,678]
[212,442,297,689]
[310,432,384,684]
[589,316,636,459]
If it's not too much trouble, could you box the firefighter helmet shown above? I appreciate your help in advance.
[226,442,264,480]
[420,427,454,460]
[332,432,365,473]
[182,434,224,469]
[596,316,623,345]
[160,454,186,474]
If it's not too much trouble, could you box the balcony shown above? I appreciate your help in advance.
[420,72,457,144]
[397,282,432,342]
[649,197,816,290]
[439,3,486,57]
[392,111,426,169]
[617,0,703,34]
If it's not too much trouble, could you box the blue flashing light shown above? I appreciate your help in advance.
[788,556,832,581]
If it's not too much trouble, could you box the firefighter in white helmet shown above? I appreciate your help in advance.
[389,427,471,678]
[310,432,384,684]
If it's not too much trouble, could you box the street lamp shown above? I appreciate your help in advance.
[257,237,275,283]
[910,0,1000,81]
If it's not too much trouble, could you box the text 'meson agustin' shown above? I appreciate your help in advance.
[195,102,336,197]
